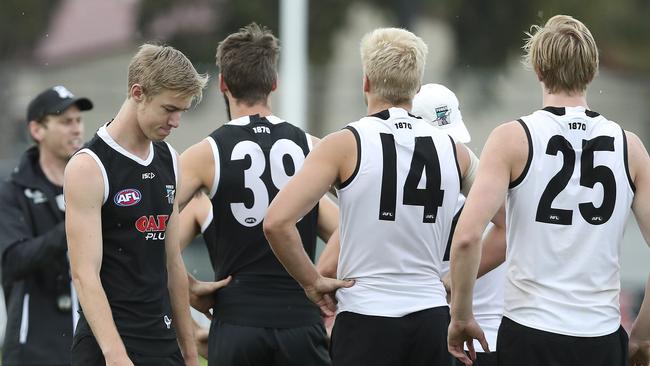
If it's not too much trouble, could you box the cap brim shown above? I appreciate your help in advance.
[72,97,93,111]
[441,120,471,143]
[47,97,93,115]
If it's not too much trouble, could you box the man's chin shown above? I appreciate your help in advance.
[144,130,167,142]
[150,134,167,142]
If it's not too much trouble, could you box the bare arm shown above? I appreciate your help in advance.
[630,275,650,366]
[165,175,199,365]
[264,130,354,314]
[178,193,211,252]
[316,195,339,242]
[448,122,526,364]
[626,131,650,366]
[178,191,231,317]
[456,142,471,183]
[178,140,215,212]
[316,229,340,278]
[65,154,133,365]
[460,147,479,197]
[476,216,507,278]
[456,141,507,278]
[192,318,209,359]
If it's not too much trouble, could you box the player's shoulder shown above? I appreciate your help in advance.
[490,120,528,142]
[67,151,102,176]
[309,128,358,162]
[623,130,650,176]
[64,152,106,199]
[481,120,531,164]
[181,137,213,163]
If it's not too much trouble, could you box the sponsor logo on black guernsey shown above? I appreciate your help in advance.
[114,188,142,207]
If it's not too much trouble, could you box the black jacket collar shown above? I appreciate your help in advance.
[10,146,56,192]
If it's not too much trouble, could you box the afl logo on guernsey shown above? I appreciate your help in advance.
[114,189,142,207]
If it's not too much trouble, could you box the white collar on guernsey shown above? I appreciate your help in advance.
[388,107,409,116]
[226,115,285,126]
[97,124,155,166]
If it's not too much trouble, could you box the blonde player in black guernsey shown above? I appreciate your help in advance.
[448,15,650,366]
[265,28,485,366]
[176,23,339,366]
[64,44,208,366]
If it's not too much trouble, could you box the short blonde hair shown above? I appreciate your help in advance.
[360,28,427,105]
[523,15,598,94]
[128,44,209,102]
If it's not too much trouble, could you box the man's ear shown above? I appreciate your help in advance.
[130,83,145,102]
[363,75,370,93]
[28,120,46,143]
[219,74,229,93]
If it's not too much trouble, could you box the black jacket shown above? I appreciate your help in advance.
[0,146,73,365]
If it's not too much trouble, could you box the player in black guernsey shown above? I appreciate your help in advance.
[64,44,208,366]
[177,23,339,366]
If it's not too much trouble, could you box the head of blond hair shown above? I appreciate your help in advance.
[128,44,209,103]
[523,15,598,95]
[360,28,428,105]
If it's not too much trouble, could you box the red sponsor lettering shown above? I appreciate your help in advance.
[135,215,169,233]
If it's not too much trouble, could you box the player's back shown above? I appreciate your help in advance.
[205,114,320,328]
[507,106,634,336]
[336,107,461,317]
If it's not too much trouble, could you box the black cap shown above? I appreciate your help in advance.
[26,85,93,122]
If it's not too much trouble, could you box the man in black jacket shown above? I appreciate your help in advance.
[0,85,92,365]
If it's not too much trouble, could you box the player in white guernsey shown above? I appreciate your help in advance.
[314,83,506,365]
[412,84,506,366]
[447,15,650,366]
[265,28,481,366]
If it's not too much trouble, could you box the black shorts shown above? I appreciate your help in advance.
[70,334,184,366]
[497,317,629,366]
[330,306,452,366]
[453,352,496,366]
[208,319,330,366]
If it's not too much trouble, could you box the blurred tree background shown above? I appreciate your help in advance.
[2,0,649,79]
[1,0,649,143]
[132,0,650,135]
[131,0,650,71]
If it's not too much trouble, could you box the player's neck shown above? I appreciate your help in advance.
[542,87,589,109]
[107,99,152,159]
[229,97,273,121]
[366,94,412,116]
[38,147,66,186]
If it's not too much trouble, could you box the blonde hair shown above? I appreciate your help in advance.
[128,44,209,103]
[523,15,598,94]
[360,28,428,105]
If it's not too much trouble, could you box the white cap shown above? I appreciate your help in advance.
[411,83,471,143]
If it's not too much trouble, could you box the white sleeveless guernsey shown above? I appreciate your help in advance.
[336,107,461,317]
[506,106,634,336]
